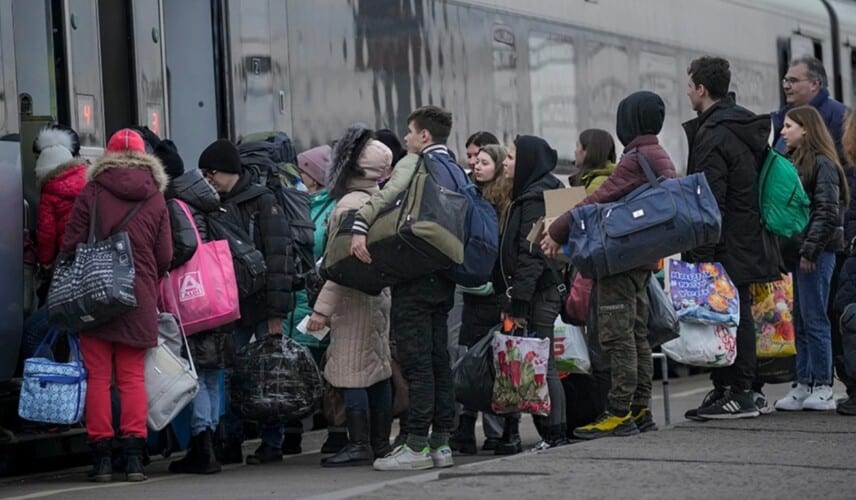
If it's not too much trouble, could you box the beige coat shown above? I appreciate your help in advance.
[314,185,392,388]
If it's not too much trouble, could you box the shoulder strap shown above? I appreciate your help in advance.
[631,149,660,188]
[115,201,145,233]
[88,191,145,243]
[312,198,336,224]
[540,254,569,302]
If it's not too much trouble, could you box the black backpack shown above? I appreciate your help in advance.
[205,208,267,300]
[238,132,316,291]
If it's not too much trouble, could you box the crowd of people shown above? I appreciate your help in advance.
[19,53,856,483]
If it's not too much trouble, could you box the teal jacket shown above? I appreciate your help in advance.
[284,189,336,347]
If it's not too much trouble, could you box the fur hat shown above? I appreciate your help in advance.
[199,139,242,174]
[34,127,76,179]
[33,124,80,156]
[106,129,146,154]
[154,139,185,179]
[327,123,374,199]
[297,145,332,186]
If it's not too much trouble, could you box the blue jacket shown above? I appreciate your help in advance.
[772,88,847,164]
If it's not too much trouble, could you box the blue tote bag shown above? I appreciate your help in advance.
[18,330,87,425]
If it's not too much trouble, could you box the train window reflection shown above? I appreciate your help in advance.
[529,32,576,163]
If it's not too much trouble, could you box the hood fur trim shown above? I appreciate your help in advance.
[37,157,86,185]
[88,151,168,193]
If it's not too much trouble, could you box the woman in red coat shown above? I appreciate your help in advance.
[34,125,87,268]
[60,129,173,482]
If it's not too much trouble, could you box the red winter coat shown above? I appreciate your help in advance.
[61,152,173,348]
[37,161,87,266]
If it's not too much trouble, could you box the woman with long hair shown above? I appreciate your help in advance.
[571,129,617,194]
[776,105,850,412]
[450,144,514,454]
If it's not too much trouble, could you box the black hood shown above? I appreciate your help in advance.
[513,135,558,198]
[710,99,771,154]
[167,168,221,213]
[616,91,665,146]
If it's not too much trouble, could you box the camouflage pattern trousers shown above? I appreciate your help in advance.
[596,269,653,413]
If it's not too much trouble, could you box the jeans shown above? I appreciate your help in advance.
[343,379,392,412]
[80,336,147,442]
[392,274,456,442]
[794,251,836,385]
[192,368,223,436]
[528,287,566,428]
[229,321,285,448]
[21,306,50,360]
[712,284,755,391]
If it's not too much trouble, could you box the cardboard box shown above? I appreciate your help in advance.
[527,186,587,262]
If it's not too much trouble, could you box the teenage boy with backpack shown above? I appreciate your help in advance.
[198,139,296,465]
[349,106,458,471]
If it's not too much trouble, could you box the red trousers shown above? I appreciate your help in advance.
[79,336,148,442]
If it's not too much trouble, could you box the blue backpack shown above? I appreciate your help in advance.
[423,149,500,287]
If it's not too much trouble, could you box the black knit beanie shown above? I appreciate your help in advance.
[155,139,185,178]
[199,139,242,174]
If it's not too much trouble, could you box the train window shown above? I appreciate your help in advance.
[66,0,104,147]
[528,32,576,163]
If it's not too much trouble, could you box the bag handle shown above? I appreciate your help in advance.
[626,148,660,189]
[173,199,204,247]
[541,255,570,303]
[87,193,145,244]
[162,272,197,376]
[32,329,61,360]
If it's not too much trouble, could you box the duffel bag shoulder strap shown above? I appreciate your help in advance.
[626,147,661,189]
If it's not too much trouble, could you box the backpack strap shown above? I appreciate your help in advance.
[87,190,145,243]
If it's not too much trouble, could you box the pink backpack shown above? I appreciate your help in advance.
[160,199,240,335]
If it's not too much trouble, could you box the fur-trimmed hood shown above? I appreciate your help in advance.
[88,151,168,201]
[37,157,86,185]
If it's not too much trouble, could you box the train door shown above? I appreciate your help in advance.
[163,0,220,165]
[226,0,292,141]
[129,0,168,140]
[63,0,106,157]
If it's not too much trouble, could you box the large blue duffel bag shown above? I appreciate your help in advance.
[565,151,721,279]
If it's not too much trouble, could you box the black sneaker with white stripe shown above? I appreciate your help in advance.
[696,389,760,420]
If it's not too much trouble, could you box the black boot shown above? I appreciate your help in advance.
[282,432,303,455]
[449,414,477,455]
[494,417,522,455]
[169,430,222,474]
[87,439,113,482]
[548,425,570,447]
[120,437,147,482]
[321,429,348,454]
[369,408,393,458]
[321,410,372,467]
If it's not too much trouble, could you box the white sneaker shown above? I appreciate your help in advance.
[754,392,775,415]
[373,444,433,471]
[429,445,454,468]
[774,383,812,411]
[803,385,836,411]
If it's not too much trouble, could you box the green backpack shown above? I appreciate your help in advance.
[758,149,810,238]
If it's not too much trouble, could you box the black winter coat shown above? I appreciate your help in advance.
[792,154,846,262]
[682,97,783,286]
[835,251,856,313]
[220,172,294,326]
[166,169,234,369]
[496,135,563,319]
[842,166,856,244]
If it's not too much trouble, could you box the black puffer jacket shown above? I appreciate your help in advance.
[496,135,563,319]
[166,169,220,269]
[796,154,846,262]
[220,172,294,326]
[682,97,783,286]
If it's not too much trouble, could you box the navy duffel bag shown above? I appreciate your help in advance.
[566,152,721,279]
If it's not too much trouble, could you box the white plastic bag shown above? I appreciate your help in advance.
[553,318,591,376]
[661,321,737,368]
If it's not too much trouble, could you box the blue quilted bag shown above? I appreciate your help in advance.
[18,330,87,424]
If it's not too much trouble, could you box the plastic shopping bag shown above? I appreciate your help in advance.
[646,274,680,348]
[668,260,739,326]
[751,274,796,358]
[453,329,496,412]
[491,330,551,416]
[553,318,591,377]
[661,321,737,367]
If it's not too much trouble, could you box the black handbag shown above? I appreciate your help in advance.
[47,197,142,331]
[452,330,496,413]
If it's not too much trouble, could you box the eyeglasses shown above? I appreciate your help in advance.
[202,169,217,178]
[782,77,811,85]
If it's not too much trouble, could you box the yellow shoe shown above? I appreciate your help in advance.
[573,411,640,440]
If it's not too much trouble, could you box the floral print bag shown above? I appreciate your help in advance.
[491,329,551,416]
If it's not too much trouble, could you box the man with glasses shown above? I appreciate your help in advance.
[773,55,847,162]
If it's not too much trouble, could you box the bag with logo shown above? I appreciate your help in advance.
[668,260,740,326]
[553,318,591,377]
[18,330,87,424]
[566,151,721,279]
[47,197,141,330]
[426,150,499,287]
[758,148,810,238]
[160,200,241,335]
